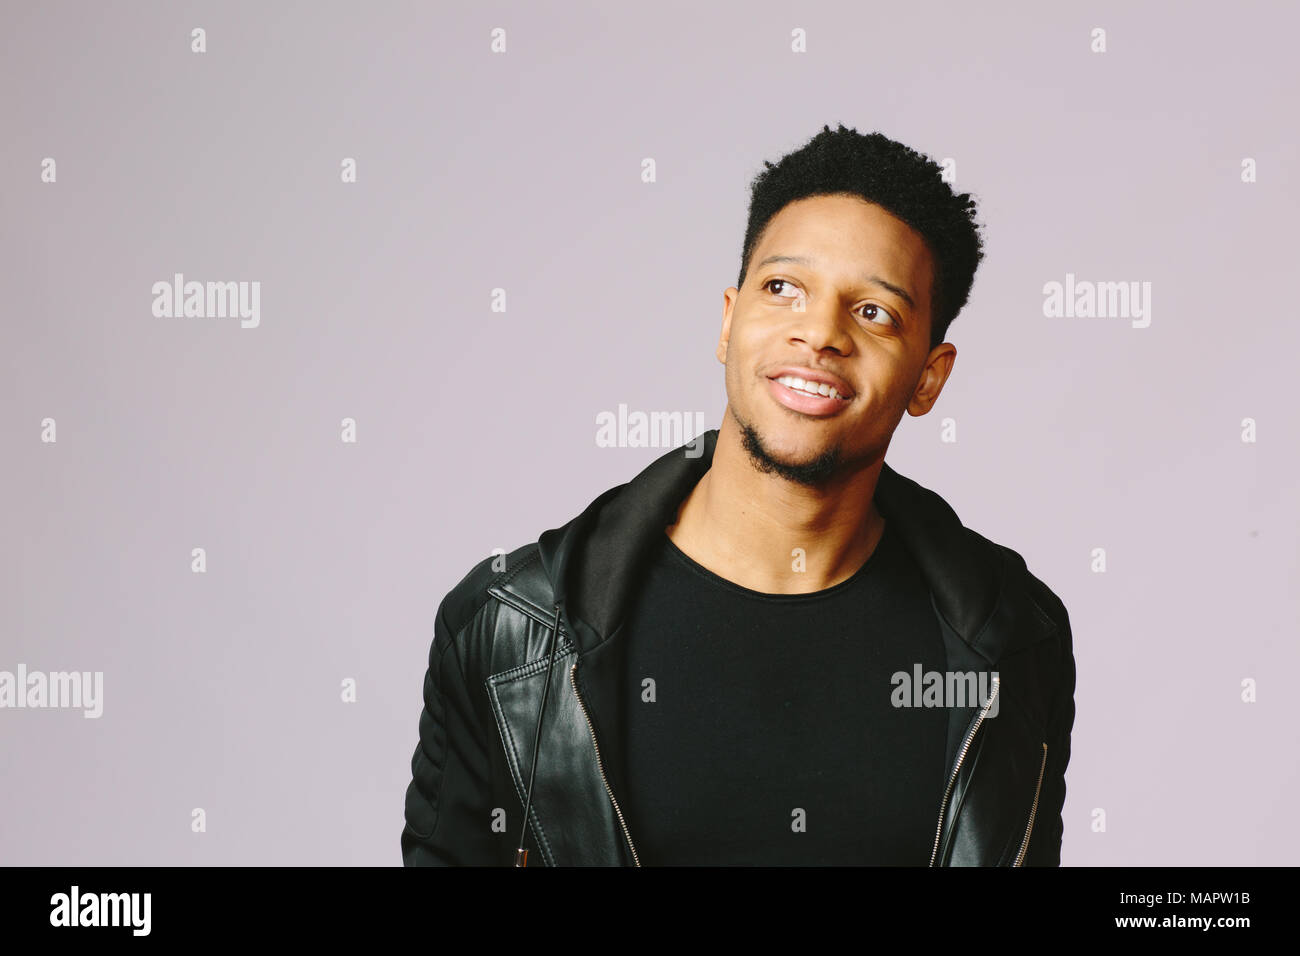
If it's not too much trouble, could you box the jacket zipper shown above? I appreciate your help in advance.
[929,673,1000,866]
[569,661,641,867]
[1013,741,1049,866]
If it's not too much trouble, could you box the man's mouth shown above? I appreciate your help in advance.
[766,375,852,417]
[772,374,849,401]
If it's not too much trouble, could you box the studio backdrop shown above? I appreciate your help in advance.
[2,0,1297,865]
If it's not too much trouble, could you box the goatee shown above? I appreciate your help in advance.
[737,416,843,487]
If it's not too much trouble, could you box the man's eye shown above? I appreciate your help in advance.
[763,278,799,297]
[859,304,899,328]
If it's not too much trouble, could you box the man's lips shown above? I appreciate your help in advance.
[766,366,855,399]
[766,376,852,417]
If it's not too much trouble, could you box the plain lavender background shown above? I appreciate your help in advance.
[2,0,1297,865]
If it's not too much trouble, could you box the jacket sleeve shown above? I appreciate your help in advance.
[401,586,500,866]
[1023,586,1077,866]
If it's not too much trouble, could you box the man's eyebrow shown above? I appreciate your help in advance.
[755,254,916,311]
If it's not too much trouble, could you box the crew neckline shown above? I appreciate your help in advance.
[659,520,890,603]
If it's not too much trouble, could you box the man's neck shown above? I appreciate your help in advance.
[664,414,887,594]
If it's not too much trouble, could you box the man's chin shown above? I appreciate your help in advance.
[737,417,843,487]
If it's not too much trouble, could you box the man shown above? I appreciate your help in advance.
[402,124,1076,866]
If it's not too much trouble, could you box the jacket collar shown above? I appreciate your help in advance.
[536,428,1055,665]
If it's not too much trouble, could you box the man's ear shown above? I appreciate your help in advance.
[907,343,957,416]
[717,287,738,363]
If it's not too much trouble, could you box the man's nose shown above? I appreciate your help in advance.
[790,296,854,353]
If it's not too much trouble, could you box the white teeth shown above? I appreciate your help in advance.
[776,375,844,400]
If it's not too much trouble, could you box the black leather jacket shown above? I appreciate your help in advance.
[401,429,1077,866]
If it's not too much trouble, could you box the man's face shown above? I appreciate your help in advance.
[718,193,954,486]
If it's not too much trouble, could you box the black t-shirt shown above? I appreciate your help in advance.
[620,519,949,865]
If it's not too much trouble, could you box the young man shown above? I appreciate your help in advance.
[402,124,1076,866]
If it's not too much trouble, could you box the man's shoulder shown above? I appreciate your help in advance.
[971,527,1073,645]
[435,540,555,645]
[894,461,1072,639]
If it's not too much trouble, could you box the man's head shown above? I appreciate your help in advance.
[717,124,986,487]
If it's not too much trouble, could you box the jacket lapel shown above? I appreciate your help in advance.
[483,621,631,865]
